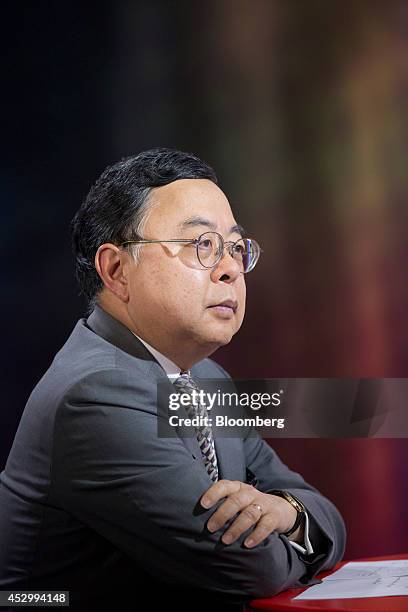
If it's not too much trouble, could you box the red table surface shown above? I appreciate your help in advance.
[249,554,408,612]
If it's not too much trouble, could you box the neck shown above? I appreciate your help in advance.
[97,297,219,370]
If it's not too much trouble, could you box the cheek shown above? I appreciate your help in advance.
[172,272,207,310]
[236,302,246,329]
[236,280,246,323]
[151,265,207,313]
[238,277,246,305]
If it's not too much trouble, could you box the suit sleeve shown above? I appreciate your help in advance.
[243,432,347,581]
[210,359,347,582]
[50,367,320,603]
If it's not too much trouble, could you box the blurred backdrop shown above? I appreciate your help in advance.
[2,0,408,560]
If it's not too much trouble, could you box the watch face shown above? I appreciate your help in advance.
[271,490,306,513]
[286,492,305,513]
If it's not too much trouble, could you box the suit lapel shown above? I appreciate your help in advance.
[86,306,203,459]
[85,305,245,481]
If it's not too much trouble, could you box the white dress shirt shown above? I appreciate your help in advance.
[132,332,313,555]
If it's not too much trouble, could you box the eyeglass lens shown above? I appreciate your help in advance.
[196,232,260,273]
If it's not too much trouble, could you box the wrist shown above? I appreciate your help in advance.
[279,498,298,533]
[269,489,306,536]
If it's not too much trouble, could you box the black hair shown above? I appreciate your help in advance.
[70,147,218,313]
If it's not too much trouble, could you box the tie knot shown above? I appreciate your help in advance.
[173,372,198,392]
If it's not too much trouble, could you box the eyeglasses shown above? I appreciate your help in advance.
[119,231,262,273]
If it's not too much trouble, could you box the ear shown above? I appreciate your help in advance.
[94,243,131,302]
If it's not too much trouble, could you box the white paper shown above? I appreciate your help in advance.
[294,560,408,600]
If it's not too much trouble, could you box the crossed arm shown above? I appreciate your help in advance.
[51,369,346,602]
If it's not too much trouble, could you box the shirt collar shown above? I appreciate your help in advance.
[131,332,187,379]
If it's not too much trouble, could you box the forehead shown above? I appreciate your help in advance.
[144,178,237,234]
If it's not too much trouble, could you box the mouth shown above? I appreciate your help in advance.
[207,299,238,315]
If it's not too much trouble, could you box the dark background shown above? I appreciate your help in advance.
[2,0,408,560]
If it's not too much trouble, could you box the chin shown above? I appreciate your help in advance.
[204,330,235,349]
[191,320,239,353]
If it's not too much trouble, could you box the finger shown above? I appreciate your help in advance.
[207,489,256,533]
[200,479,241,509]
[220,503,266,544]
[244,516,279,548]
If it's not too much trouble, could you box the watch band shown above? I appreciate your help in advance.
[269,489,306,537]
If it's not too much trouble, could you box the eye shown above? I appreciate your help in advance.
[198,238,213,251]
[233,243,246,255]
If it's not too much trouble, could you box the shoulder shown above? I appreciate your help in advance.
[191,357,232,380]
[27,318,163,417]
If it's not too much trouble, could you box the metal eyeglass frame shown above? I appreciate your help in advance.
[119,231,262,273]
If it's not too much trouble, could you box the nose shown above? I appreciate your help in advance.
[209,247,242,283]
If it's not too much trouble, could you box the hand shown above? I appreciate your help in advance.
[200,479,298,548]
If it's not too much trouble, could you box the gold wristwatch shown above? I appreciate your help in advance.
[270,490,306,536]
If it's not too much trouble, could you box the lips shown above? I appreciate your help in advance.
[208,299,238,313]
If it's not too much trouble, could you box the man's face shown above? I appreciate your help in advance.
[125,178,246,361]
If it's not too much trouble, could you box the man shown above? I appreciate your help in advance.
[0,148,346,611]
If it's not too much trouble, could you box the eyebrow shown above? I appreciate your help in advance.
[177,215,245,237]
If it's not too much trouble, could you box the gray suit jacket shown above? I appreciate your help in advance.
[0,305,346,610]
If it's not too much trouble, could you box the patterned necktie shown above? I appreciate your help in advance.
[173,372,219,482]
